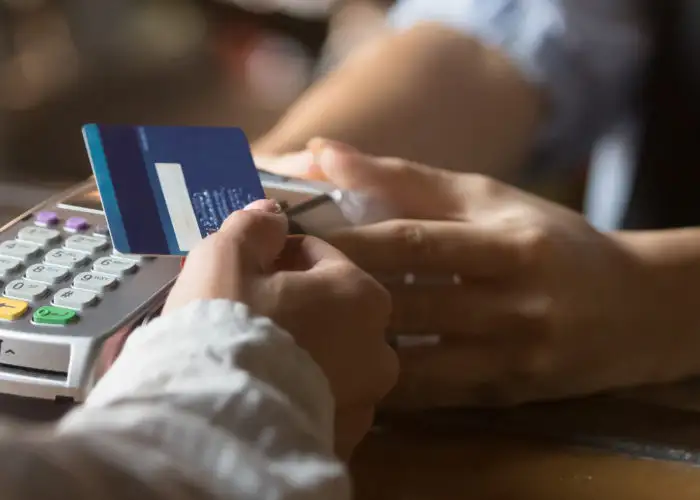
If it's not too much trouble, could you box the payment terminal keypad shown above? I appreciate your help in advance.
[17,227,61,246]
[0,258,22,279]
[0,241,41,261]
[0,174,339,402]
[64,235,109,254]
[0,210,160,328]
[0,179,181,401]
[25,264,71,284]
[5,280,49,301]
[45,248,90,268]
[0,224,117,325]
[53,288,99,310]
[73,272,117,292]
[92,257,137,276]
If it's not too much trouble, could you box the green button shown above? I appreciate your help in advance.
[33,306,78,325]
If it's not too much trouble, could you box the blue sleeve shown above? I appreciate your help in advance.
[388,0,650,173]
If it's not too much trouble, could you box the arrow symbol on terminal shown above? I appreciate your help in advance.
[4,350,15,355]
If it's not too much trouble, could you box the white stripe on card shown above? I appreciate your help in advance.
[154,162,202,252]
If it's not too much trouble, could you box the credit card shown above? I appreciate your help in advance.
[83,124,265,256]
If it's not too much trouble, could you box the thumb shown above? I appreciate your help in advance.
[308,138,466,220]
[164,199,288,315]
[219,199,289,271]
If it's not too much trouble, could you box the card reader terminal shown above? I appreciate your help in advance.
[0,173,360,403]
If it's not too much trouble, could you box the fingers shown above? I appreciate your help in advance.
[255,150,326,181]
[309,138,466,220]
[164,200,288,313]
[382,343,510,409]
[275,234,351,272]
[218,199,289,271]
[388,287,547,337]
[329,219,529,278]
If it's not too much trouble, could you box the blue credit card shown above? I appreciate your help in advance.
[83,124,265,256]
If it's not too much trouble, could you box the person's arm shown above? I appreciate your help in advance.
[254,0,648,181]
[255,21,540,180]
[615,229,700,379]
[0,300,348,500]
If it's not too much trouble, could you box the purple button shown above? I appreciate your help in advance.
[64,217,90,232]
[35,211,59,226]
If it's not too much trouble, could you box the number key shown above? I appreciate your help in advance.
[0,257,21,279]
[25,263,70,284]
[53,288,98,310]
[17,226,61,247]
[65,235,109,254]
[93,256,137,276]
[45,248,89,269]
[73,272,117,292]
[0,241,40,262]
[5,279,49,301]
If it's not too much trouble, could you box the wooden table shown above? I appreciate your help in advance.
[4,385,700,499]
[352,394,700,500]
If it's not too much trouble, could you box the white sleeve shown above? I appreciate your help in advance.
[0,300,349,500]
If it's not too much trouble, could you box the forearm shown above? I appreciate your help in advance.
[0,301,348,500]
[615,229,700,377]
[254,22,541,180]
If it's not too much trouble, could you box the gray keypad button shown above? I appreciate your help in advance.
[0,257,21,279]
[53,288,98,309]
[93,256,137,276]
[73,272,117,292]
[16,226,61,247]
[25,263,70,284]
[5,279,49,301]
[44,249,89,268]
[64,235,109,254]
[0,241,40,261]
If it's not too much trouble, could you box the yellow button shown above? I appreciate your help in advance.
[0,297,29,320]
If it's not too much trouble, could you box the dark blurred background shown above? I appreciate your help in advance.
[0,0,583,221]
[0,0,394,215]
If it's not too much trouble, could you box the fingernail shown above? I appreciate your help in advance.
[244,199,283,213]
[180,257,186,269]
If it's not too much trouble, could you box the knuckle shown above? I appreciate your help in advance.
[454,173,505,216]
[385,220,432,260]
[511,226,551,268]
[332,260,365,286]
[462,173,503,197]
[492,297,557,399]
[378,155,416,172]
[516,294,555,339]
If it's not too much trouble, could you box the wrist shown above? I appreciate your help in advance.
[611,229,700,380]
